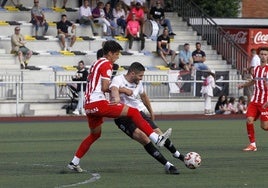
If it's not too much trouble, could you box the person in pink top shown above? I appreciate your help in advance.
[127,1,145,35]
[126,13,145,52]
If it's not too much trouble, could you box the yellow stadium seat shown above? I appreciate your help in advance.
[156,65,170,70]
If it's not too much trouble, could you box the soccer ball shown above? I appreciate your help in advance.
[184,152,201,169]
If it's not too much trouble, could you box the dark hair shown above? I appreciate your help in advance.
[78,60,84,65]
[228,97,236,104]
[102,40,123,55]
[196,42,201,46]
[184,43,189,46]
[61,14,67,18]
[128,62,145,73]
[238,96,246,105]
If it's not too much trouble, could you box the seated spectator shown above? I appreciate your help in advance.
[56,14,76,51]
[214,95,227,114]
[113,1,127,35]
[179,43,193,71]
[224,97,237,114]
[79,0,98,36]
[30,0,49,37]
[156,28,176,68]
[126,1,145,36]
[71,60,88,115]
[192,42,209,71]
[1,0,21,8]
[149,0,164,9]
[53,0,67,9]
[92,1,114,37]
[126,13,145,52]
[149,0,176,36]
[103,1,117,36]
[11,26,33,69]
[237,96,247,114]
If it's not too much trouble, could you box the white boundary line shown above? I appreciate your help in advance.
[1,162,101,187]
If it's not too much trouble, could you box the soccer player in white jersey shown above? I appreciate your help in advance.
[67,40,172,172]
[110,62,185,174]
[238,47,268,151]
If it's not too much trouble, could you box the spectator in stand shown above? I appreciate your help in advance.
[237,96,247,114]
[79,0,98,36]
[149,0,164,9]
[72,60,88,116]
[149,0,176,36]
[53,0,68,9]
[192,42,209,71]
[178,43,193,71]
[113,1,127,35]
[92,1,114,37]
[103,1,117,36]
[126,1,145,36]
[200,70,216,115]
[156,28,176,68]
[11,26,33,69]
[1,0,21,8]
[224,97,238,114]
[30,0,49,37]
[250,48,260,68]
[126,13,145,52]
[56,14,76,51]
[214,95,227,114]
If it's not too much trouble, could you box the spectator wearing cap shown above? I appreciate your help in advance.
[149,0,176,36]
[179,43,193,71]
[11,27,33,69]
[126,1,145,36]
[30,0,49,37]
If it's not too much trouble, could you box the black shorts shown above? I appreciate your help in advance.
[114,111,158,138]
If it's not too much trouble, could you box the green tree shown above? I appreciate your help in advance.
[192,0,241,17]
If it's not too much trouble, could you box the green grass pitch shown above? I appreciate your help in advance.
[0,119,268,188]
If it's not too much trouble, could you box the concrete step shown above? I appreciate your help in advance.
[33,109,67,116]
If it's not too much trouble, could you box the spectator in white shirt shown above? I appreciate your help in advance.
[79,0,98,36]
[250,48,260,67]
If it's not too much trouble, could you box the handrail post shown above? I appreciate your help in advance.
[16,82,19,117]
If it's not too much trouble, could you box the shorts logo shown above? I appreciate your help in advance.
[86,107,99,114]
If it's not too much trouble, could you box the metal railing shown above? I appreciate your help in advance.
[175,0,250,74]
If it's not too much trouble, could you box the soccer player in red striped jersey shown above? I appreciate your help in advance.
[67,40,172,172]
[238,47,268,151]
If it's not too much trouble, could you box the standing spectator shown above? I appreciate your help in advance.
[113,1,127,35]
[126,13,145,52]
[56,14,76,51]
[237,96,247,114]
[127,1,145,36]
[200,70,216,115]
[30,0,49,37]
[11,26,33,69]
[156,28,176,68]
[53,0,68,9]
[72,60,88,115]
[79,0,98,36]
[103,1,117,36]
[192,42,209,71]
[238,47,268,152]
[67,40,172,172]
[92,1,114,36]
[250,48,260,68]
[149,0,176,36]
[178,43,193,71]
[214,95,227,114]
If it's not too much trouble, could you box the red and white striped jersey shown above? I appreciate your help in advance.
[85,58,113,104]
[251,65,268,104]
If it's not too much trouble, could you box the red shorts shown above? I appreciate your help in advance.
[84,100,124,129]
[246,102,268,121]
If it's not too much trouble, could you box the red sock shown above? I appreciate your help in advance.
[246,122,255,143]
[75,132,101,158]
[127,107,154,136]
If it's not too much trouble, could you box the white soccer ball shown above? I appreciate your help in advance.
[184,152,201,169]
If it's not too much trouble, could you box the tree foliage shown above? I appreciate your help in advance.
[192,0,241,17]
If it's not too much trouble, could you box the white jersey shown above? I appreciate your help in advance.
[250,54,260,67]
[110,74,146,111]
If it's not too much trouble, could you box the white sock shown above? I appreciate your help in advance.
[250,142,256,147]
[149,132,159,144]
[71,156,80,165]
[165,161,173,169]
[173,151,181,158]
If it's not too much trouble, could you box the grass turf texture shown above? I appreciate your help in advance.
[0,119,268,188]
